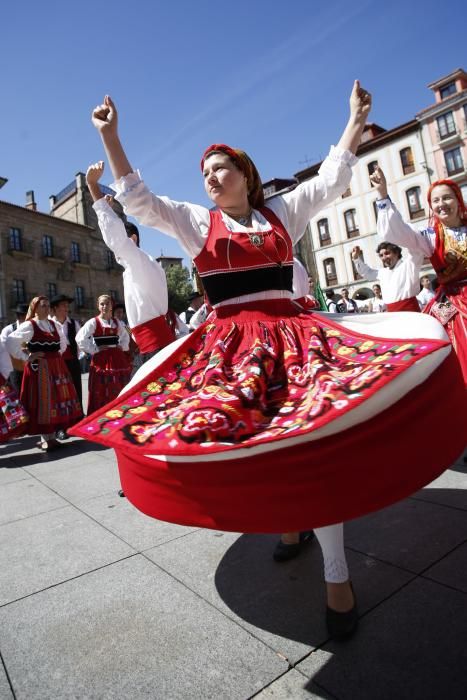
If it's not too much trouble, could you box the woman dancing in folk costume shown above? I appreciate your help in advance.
[70,83,466,640]
[5,296,81,451]
[371,166,467,383]
[85,161,175,362]
[0,336,29,443]
[76,294,131,414]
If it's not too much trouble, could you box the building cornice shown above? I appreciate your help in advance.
[0,199,94,230]
[294,120,420,182]
[416,89,467,120]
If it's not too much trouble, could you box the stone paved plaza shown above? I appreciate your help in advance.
[0,392,466,699]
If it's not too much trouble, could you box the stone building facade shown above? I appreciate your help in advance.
[0,184,124,326]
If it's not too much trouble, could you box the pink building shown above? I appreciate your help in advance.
[417,68,467,202]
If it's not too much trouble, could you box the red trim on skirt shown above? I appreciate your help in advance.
[115,350,465,532]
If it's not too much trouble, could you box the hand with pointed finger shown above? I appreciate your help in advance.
[91,95,118,135]
[85,161,105,186]
[370,166,388,199]
[350,80,372,121]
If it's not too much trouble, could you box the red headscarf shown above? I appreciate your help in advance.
[200,143,264,209]
[427,179,467,234]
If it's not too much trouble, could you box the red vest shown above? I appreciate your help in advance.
[194,207,294,305]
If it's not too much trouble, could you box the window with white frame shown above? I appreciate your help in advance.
[437,111,456,139]
[367,161,378,186]
[323,258,337,286]
[439,82,456,100]
[351,251,364,281]
[406,187,425,220]
[400,147,415,175]
[444,147,464,176]
[344,209,359,238]
[317,218,331,246]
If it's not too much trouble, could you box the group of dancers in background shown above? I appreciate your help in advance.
[0,81,465,639]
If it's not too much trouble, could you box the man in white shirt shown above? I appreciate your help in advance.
[369,284,387,313]
[336,288,358,313]
[179,292,203,327]
[50,294,83,415]
[351,242,423,312]
[417,275,436,311]
[86,162,175,360]
[0,303,29,392]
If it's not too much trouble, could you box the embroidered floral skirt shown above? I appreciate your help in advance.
[0,373,29,443]
[70,300,466,531]
[21,354,82,434]
[87,348,132,415]
[426,282,467,385]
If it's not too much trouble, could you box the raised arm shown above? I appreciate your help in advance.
[351,246,379,282]
[370,166,434,256]
[336,80,372,155]
[91,96,132,181]
[270,81,371,242]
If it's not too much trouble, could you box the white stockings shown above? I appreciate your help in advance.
[313,523,349,583]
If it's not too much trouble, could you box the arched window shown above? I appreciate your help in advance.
[400,147,415,175]
[317,218,331,246]
[323,258,337,286]
[406,187,424,220]
[367,161,378,186]
[344,209,359,238]
[350,251,364,281]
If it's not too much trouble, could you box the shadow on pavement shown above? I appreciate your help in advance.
[214,487,467,699]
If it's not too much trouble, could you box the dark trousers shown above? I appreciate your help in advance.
[8,369,23,394]
[65,358,84,415]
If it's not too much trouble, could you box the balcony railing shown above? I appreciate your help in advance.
[437,128,460,146]
[444,165,466,179]
[41,245,66,261]
[71,251,91,266]
[7,238,34,256]
[346,228,360,239]
[402,163,415,175]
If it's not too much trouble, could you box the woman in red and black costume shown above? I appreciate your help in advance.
[70,84,466,640]
[373,167,467,383]
[6,296,81,450]
[76,294,132,414]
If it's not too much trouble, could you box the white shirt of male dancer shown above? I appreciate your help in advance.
[93,198,169,340]
[352,243,424,310]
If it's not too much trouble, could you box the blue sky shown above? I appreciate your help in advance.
[2,0,466,264]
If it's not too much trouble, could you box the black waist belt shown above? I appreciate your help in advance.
[95,335,120,347]
[27,341,61,353]
[200,265,293,306]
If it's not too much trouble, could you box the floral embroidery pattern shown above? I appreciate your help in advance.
[79,313,442,455]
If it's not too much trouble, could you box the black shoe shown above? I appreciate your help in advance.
[272,530,314,562]
[118,489,126,498]
[56,429,69,441]
[326,584,358,640]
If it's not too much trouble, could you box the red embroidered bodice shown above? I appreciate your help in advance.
[194,207,294,305]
